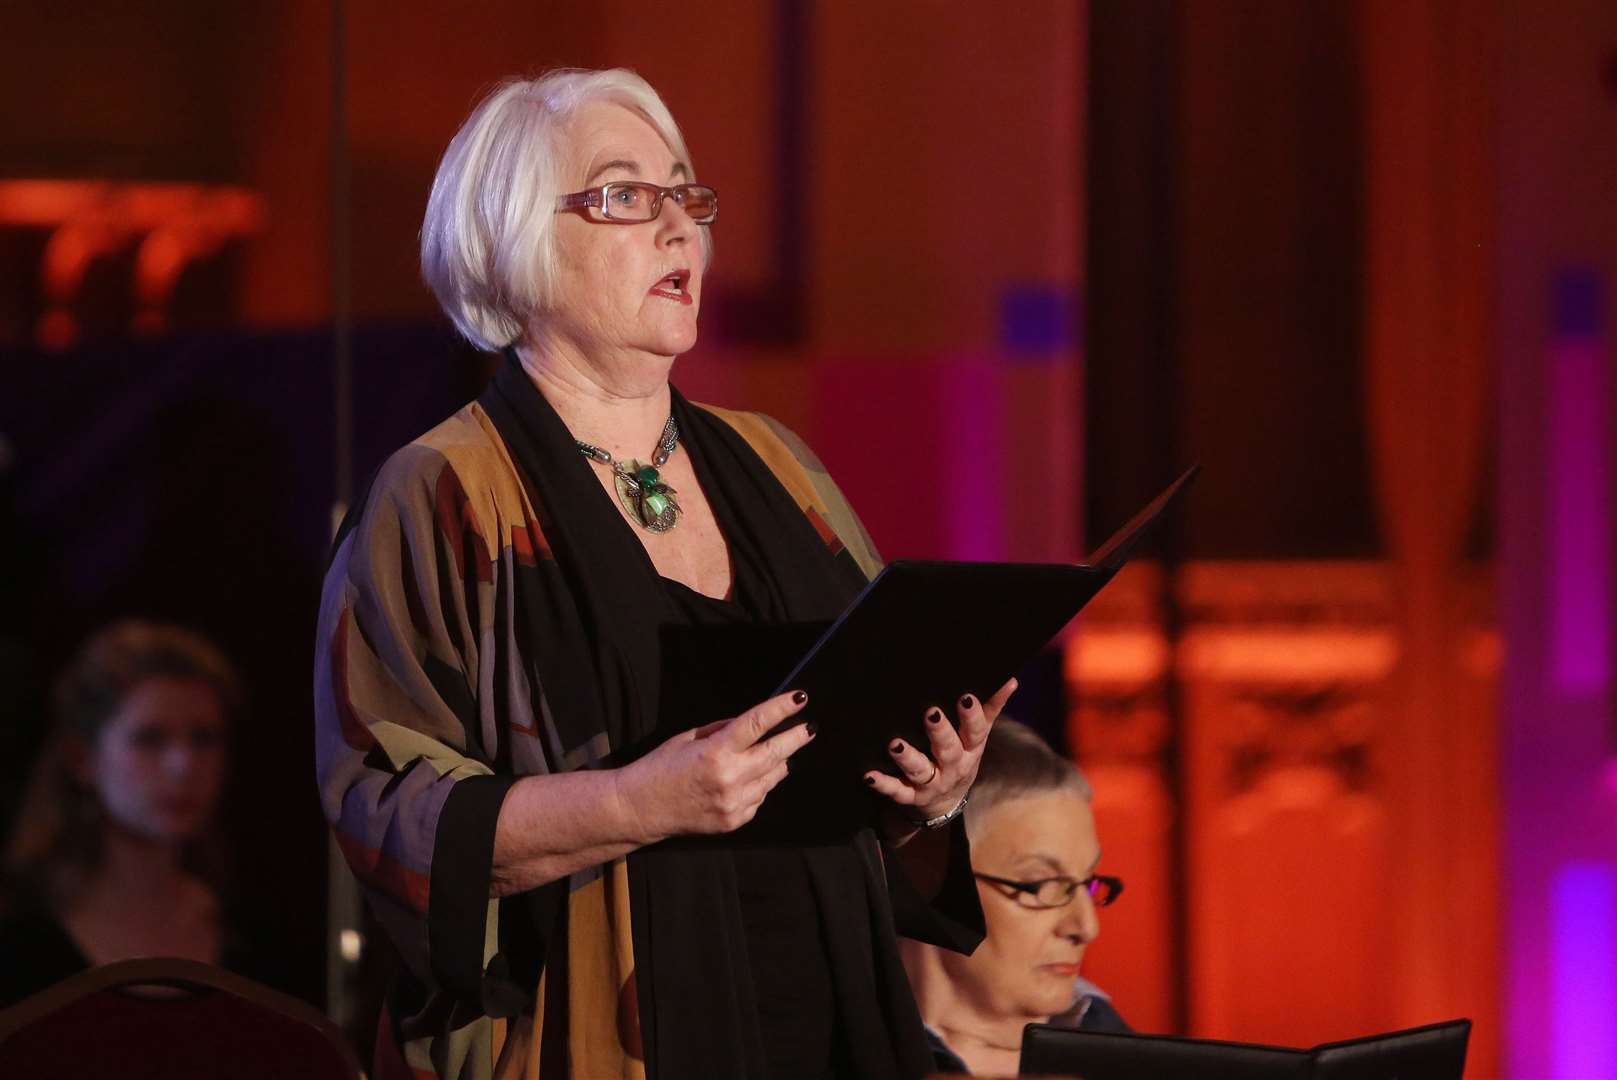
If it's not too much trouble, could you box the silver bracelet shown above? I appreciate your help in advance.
[912,789,970,830]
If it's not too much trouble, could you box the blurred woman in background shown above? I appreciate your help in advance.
[902,720,1129,1075]
[0,620,254,1007]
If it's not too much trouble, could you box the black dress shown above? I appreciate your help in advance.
[594,378,993,1079]
[660,572,843,1079]
[0,898,286,1009]
[0,907,88,1008]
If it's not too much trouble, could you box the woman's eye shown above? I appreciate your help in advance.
[191,729,225,751]
[131,729,167,751]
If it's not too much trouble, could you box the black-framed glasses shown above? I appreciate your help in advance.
[555,181,719,224]
[973,872,1124,910]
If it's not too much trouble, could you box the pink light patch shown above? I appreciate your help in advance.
[1549,339,1611,695]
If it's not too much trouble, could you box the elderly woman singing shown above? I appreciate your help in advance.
[315,68,1013,1080]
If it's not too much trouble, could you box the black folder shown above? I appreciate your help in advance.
[652,466,1197,812]
[765,466,1198,781]
[1018,1018,1472,1079]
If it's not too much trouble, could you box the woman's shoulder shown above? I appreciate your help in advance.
[694,402,884,580]
[357,401,534,539]
[372,401,516,495]
[921,1024,973,1075]
[693,404,831,475]
[0,903,89,1009]
[1059,978,1133,1034]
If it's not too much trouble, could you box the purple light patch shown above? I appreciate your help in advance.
[1554,268,1603,338]
[998,284,1079,358]
[1551,861,1617,1077]
[1549,269,1610,695]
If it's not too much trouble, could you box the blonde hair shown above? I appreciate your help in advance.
[5,621,239,908]
[420,67,713,352]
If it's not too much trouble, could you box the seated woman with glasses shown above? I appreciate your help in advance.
[902,719,1129,1076]
[316,67,1010,1080]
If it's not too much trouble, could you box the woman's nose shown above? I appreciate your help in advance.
[161,743,195,778]
[1059,889,1101,945]
[655,196,697,246]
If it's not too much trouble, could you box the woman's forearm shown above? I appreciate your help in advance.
[488,767,651,897]
[488,694,817,896]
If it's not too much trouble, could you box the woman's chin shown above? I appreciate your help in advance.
[141,805,211,842]
[648,335,698,362]
[1025,974,1082,1016]
[664,321,699,356]
[644,305,699,355]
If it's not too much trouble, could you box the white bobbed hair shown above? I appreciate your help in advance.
[420,68,711,352]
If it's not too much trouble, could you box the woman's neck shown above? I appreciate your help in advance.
[903,942,1044,1059]
[92,824,188,900]
[60,824,220,967]
[514,337,674,460]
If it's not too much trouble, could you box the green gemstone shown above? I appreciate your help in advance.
[643,491,669,518]
[636,465,660,487]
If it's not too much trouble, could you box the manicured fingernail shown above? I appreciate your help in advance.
[805,722,817,736]
[792,690,807,705]
[959,694,975,710]
[864,774,877,786]
[890,740,904,754]
[926,709,944,725]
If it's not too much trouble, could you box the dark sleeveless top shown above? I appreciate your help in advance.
[660,566,842,1080]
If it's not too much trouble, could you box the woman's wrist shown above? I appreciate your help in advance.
[908,787,970,829]
[608,759,667,846]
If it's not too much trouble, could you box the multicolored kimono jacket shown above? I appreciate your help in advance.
[314,362,983,1079]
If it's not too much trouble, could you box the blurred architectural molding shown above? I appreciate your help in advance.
[1066,558,1496,1047]
[0,179,264,348]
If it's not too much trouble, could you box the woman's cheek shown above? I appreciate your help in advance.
[95,753,154,829]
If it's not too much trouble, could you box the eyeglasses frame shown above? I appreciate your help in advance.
[973,871,1125,910]
[554,181,719,225]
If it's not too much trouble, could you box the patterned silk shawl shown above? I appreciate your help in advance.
[315,361,982,1080]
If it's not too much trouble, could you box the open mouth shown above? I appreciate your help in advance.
[649,269,694,306]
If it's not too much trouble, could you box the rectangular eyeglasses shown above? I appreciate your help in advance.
[555,181,719,224]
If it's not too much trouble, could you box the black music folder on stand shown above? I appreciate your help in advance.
[1018,1018,1472,1079]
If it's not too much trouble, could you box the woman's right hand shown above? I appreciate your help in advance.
[613,690,817,842]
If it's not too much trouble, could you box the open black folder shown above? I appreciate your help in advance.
[653,466,1198,831]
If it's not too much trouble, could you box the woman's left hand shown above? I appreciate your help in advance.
[865,677,1018,823]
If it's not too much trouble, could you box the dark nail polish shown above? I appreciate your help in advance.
[792,690,807,705]
[927,709,943,724]
[864,775,877,786]
[959,694,975,710]
[805,722,817,736]
[890,740,904,754]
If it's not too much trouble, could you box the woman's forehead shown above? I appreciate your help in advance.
[979,790,1099,865]
[566,102,685,184]
[111,677,227,727]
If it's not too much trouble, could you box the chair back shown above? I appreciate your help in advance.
[0,957,362,1080]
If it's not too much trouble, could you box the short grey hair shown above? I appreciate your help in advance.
[966,719,1092,839]
[420,67,712,352]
